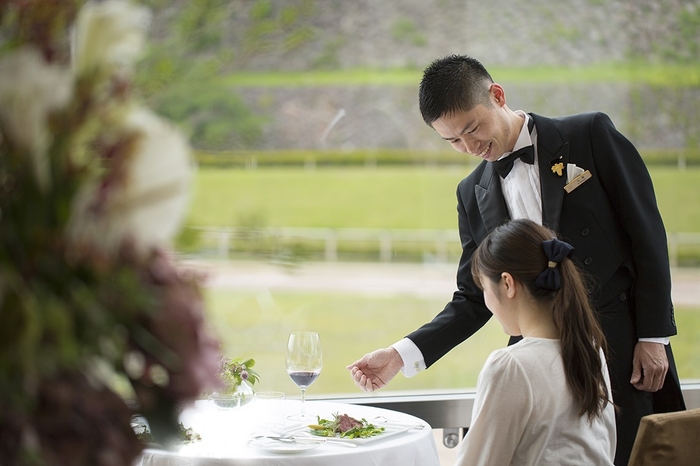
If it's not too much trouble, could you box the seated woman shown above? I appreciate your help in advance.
[456,218,616,465]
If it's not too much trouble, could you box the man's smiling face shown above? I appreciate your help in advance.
[430,84,518,162]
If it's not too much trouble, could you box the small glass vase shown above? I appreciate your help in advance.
[210,381,255,409]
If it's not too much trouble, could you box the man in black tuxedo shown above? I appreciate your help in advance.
[347,55,685,465]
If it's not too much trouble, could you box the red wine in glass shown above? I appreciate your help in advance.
[288,371,320,388]
[286,332,322,421]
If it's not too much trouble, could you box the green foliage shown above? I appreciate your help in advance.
[0,0,81,59]
[391,18,427,47]
[280,5,300,26]
[135,422,202,444]
[641,148,700,166]
[246,19,279,45]
[175,0,230,52]
[312,36,344,69]
[139,73,265,150]
[655,6,700,63]
[676,7,700,62]
[194,148,470,168]
[239,0,317,60]
[284,26,317,52]
[134,5,265,150]
[193,148,700,169]
[546,22,582,43]
[154,80,265,150]
[218,357,260,394]
[250,0,273,21]
[222,63,700,88]
[312,414,385,438]
[140,0,171,9]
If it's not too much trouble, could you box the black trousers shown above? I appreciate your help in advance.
[599,295,685,466]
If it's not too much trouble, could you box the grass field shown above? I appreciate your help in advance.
[202,289,700,396]
[186,165,700,396]
[186,166,700,233]
[223,63,700,88]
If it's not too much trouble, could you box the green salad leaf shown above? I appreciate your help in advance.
[308,413,385,439]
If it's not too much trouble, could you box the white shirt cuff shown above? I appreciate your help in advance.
[638,337,670,345]
[391,338,426,378]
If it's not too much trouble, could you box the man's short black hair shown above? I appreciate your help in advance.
[418,55,494,126]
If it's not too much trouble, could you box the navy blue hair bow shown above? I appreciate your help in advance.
[535,238,575,291]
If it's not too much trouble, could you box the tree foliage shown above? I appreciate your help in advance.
[135,0,264,150]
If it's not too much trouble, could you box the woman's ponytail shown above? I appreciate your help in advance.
[553,255,612,420]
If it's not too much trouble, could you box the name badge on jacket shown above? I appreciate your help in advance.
[564,164,592,193]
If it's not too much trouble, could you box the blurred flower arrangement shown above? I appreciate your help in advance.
[218,357,260,394]
[0,1,224,465]
[208,357,260,409]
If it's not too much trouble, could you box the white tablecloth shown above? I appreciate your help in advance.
[135,398,440,466]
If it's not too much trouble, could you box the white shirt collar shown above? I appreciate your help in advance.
[512,111,534,151]
[496,111,533,160]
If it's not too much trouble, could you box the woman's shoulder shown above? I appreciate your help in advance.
[485,339,561,374]
[482,344,528,378]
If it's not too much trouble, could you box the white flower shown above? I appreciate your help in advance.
[68,106,193,253]
[0,47,73,190]
[72,0,151,76]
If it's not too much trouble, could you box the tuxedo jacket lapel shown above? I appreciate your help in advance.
[475,163,509,232]
[532,114,568,232]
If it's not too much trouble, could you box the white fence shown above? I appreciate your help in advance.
[194,227,700,266]
[668,232,700,267]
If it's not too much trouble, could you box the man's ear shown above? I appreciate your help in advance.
[489,83,506,107]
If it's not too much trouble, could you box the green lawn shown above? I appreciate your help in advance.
[187,166,700,233]
[187,165,700,396]
[202,289,519,396]
[202,289,700,396]
[187,166,469,229]
[223,63,700,88]
[650,168,700,232]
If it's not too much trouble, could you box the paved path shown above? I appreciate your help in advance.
[187,259,700,306]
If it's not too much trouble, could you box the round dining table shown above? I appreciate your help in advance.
[134,397,440,466]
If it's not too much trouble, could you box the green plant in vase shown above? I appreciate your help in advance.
[211,358,260,408]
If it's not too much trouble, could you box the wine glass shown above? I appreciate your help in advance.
[285,331,322,421]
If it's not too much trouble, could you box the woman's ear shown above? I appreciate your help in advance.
[501,272,516,299]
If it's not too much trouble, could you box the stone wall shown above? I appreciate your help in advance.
[152,0,699,151]
[220,0,696,71]
[220,0,698,151]
[238,82,698,151]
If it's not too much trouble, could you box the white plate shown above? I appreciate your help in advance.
[248,437,321,454]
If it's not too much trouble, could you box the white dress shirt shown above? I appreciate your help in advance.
[499,111,542,224]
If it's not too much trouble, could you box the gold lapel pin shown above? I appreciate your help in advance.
[550,162,564,176]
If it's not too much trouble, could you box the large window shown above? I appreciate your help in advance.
[139,1,700,399]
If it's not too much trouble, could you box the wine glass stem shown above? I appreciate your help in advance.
[300,388,306,412]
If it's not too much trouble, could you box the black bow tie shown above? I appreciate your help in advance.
[493,116,536,179]
[493,144,535,178]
